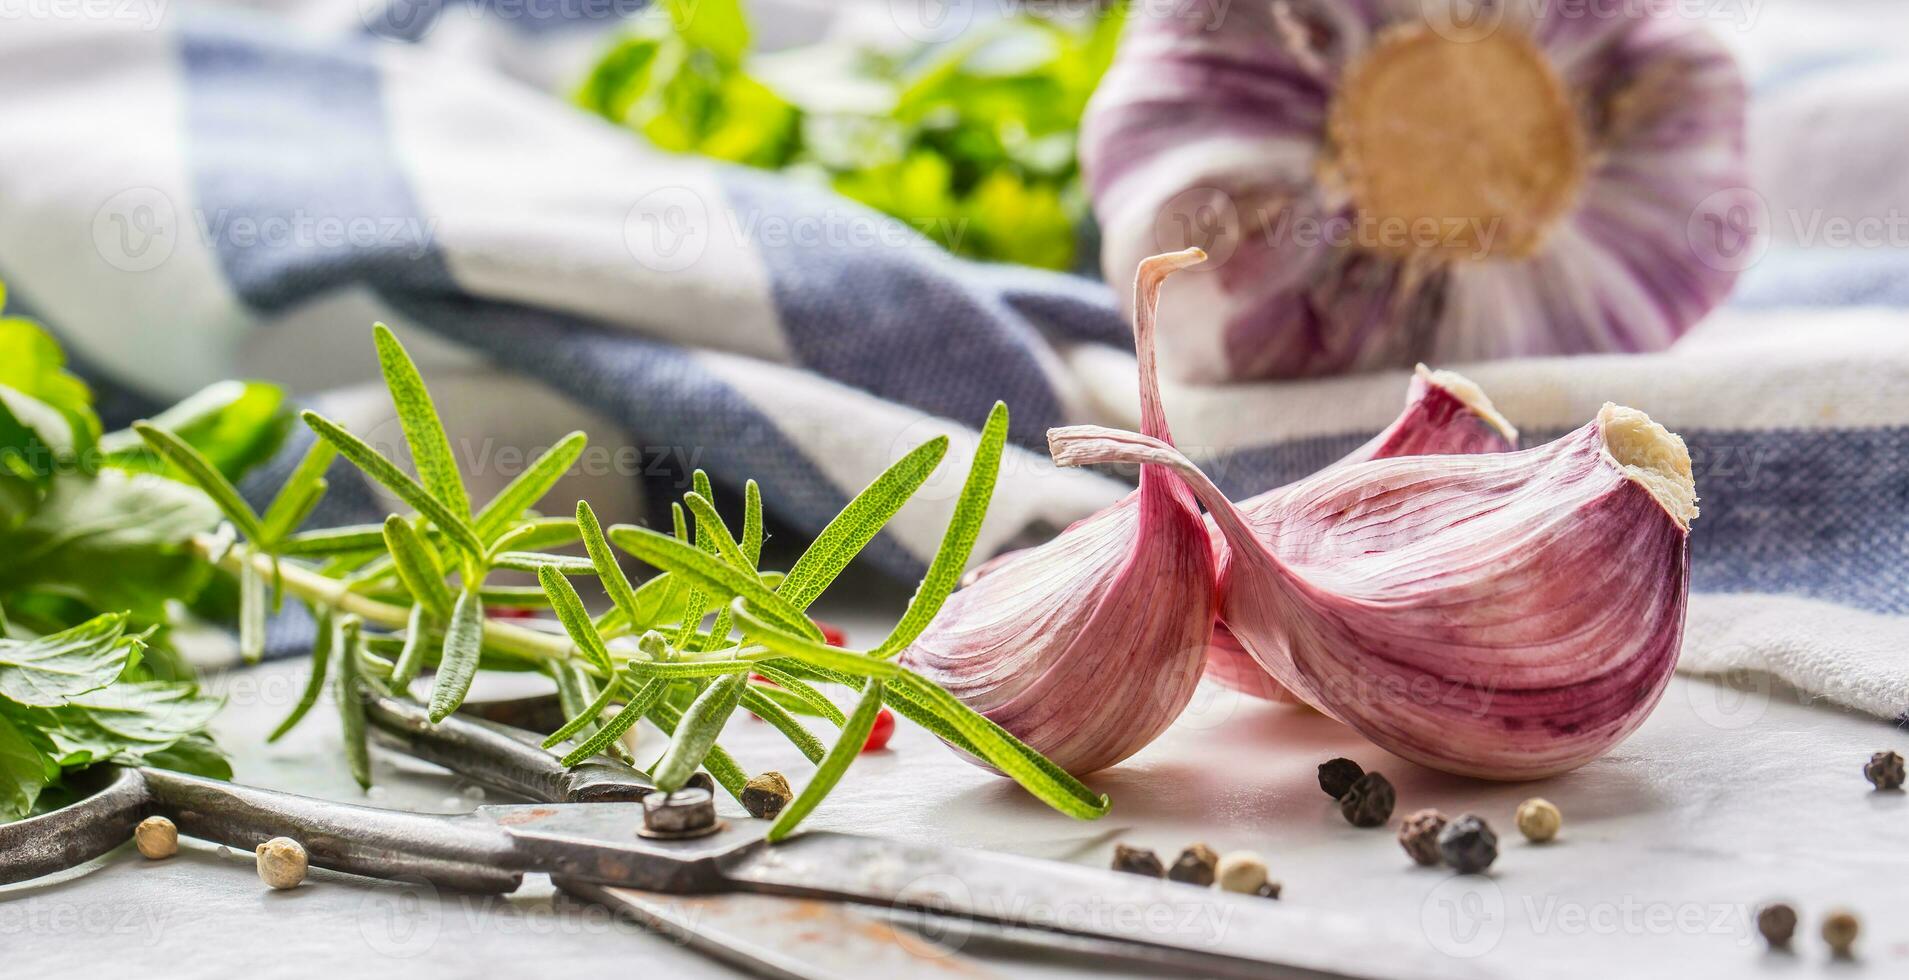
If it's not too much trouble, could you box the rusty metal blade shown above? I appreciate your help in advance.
[557,877,1012,980]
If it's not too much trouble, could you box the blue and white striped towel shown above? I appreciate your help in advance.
[0,2,1904,723]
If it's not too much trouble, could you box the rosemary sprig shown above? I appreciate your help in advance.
[134,325,1108,835]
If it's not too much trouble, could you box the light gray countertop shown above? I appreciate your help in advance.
[3,603,1904,978]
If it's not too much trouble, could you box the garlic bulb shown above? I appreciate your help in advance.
[1050,404,1696,780]
[899,250,1217,776]
[1083,0,1750,381]
[1207,364,1518,701]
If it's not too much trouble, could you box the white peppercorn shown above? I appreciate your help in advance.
[134,816,178,860]
[256,836,308,889]
[1514,798,1561,843]
[1215,851,1268,894]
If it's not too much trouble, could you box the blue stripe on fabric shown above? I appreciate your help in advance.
[1203,427,1909,617]
[362,0,648,43]
[382,293,928,580]
[179,16,455,312]
[174,18,930,587]
[722,172,1069,449]
[1730,248,1909,309]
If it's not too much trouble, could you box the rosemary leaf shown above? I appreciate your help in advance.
[750,663,846,726]
[428,588,485,722]
[541,673,628,749]
[280,523,390,557]
[873,400,1007,658]
[302,410,485,561]
[389,602,431,689]
[766,681,885,842]
[537,564,613,673]
[334,615,371,788]
[268,606,333,741]
[576,499,643,629]
[259,438,337,543]
[559,677,669,766]
[383,515,454,618]
[608,524,817,641]
[646,697,747,800]
[474,430,586,541]
[776,434,946,610]
[472,585,552,609]
[651,671,748,791]
[132,421,266,542]
[888,673,1107,819]
[742,479,763,566]
[490,551,595,575]
[237,558,266,664]
[740,687,825,763]
[372,323,470,518]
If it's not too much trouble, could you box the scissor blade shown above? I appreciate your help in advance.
[557,877,1013,980]
[723,832,1496,980]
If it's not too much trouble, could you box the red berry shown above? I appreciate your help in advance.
[861,708,895,752]
[817,621,848,647]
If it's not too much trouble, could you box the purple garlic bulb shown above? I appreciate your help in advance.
[1082,0,1751,382]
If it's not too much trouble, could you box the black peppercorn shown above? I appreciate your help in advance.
[1255,880,1282,900]
[740,772,792,819]
[1112,844,1166,877]
[1318,757,1364,800]
[1756,903,1797,948]
[1864,750,1904,791]
[1168,843,1219,886]
[1437,815,1498,874]
[1339,772,1395,827]
[1398,808,1448,866]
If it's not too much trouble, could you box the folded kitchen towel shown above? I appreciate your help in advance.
[0,2,1902,723]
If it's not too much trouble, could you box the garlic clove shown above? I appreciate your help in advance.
[899,250,1217,776]
[1049,403,1695,780]
[1207,364,1519,701]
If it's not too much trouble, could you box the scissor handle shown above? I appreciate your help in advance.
[0,767,148,886]
[141,768,525,893]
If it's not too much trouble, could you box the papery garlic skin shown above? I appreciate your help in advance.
[900,251,1217,776]
[1206,364,1518,702]
[1083,0,1750,382]
[1051,405,1695,780]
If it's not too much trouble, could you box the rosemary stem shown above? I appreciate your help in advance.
[191,533,599,671]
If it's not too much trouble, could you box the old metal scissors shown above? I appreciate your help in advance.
[0,693,1487,980]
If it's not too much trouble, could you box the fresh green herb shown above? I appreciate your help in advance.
[577,0,1123,269]
[1,286,242,820]
[2,298,1106,832]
